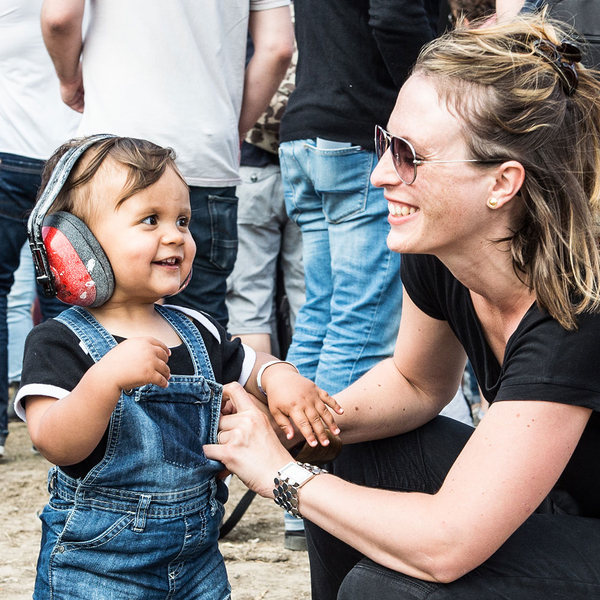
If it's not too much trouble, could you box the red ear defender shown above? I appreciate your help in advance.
[27,134,117,307]
[42,212,114,307]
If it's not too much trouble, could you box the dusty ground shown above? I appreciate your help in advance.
[0,421,310,600]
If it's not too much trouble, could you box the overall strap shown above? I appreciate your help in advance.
[55,306,117,363]
[154,304,216,381]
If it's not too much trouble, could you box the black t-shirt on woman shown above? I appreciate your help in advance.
[402,253,600,518]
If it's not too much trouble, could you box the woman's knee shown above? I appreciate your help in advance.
[337,559,442,600]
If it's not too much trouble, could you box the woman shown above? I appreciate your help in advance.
[205,13,600,599]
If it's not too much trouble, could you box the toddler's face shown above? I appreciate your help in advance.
[90,164,195,305]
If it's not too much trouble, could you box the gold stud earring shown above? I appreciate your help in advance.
[487,197,499,209]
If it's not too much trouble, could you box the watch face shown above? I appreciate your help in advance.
[282,462,313,485]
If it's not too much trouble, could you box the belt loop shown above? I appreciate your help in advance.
[47,467,58,493]
[133,494,152,532]
[209,479,218,516]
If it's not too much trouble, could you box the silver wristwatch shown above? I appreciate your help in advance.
[273,461,328,518]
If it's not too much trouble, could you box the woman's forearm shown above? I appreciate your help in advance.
[292,401,592,583]
[332,358,451,444]
[295,473,466,582]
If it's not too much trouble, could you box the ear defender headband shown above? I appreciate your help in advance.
[27,134,117,307]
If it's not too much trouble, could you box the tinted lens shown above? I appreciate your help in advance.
[391,136,417,185]
[375,125,388,160]
[375,126,417,184]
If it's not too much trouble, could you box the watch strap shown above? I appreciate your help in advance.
[273,462,328,518]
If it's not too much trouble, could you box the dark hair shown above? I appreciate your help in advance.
[39,136,184,222]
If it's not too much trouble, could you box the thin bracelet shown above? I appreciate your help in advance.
[256,360,299,396]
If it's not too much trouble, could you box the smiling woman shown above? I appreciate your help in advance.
[204,11,600,600]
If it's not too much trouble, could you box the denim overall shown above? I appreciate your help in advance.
[34,305,230,600]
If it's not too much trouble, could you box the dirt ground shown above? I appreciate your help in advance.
[0,421,311,600]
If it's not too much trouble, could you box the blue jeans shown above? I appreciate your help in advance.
[169,186,238,329]
[279,140,402,395]
[8,243,36,382]
[0,152,64,443]
[306,417,600,600]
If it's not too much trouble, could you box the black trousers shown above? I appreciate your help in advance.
[305,417,600,599]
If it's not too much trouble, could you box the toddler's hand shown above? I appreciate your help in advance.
[99,337,171,392]
[265,370,343,447]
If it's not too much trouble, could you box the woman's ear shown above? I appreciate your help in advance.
[489,161,525,209]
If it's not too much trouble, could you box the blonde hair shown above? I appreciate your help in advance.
[38,136,185,225]
[413,13,600,329]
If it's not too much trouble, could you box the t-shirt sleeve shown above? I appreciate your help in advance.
[495,309,600,411]
[15,319,94,421]
[250,0,290,11]
[400,254,447,320]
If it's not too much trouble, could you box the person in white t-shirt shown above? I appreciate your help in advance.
[0,0,80,459]
[40,0,294,328]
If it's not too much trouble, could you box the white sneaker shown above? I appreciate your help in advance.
[0,443,5,458]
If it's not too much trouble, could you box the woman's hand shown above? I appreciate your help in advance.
[204,382,293,497]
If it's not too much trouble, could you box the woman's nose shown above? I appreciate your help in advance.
[371,149,398,189]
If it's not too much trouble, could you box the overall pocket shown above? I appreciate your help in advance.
[54,506,134,553]
[138,379,221,468]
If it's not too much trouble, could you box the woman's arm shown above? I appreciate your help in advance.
[331,292,468,443]
[206,293,592,582]
[298,399,590,582]
[206,384,591,583]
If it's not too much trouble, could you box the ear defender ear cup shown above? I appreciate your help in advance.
[42,211,115,307]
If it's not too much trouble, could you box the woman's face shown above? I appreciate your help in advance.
[372,75,497,258]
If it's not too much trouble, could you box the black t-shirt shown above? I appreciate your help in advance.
[402,253,600,518]
[19,307,249,479]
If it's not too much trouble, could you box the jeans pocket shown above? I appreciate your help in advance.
[0,158,43,220]
[208,194,238,271]
[56,507,134,552]
[304,144,374,223]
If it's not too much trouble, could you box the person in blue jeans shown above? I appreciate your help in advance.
[16,136,342,599]
[278,0,440,396]
[0,155,67,456]
[279,0,475,429]
[0,0,80,458]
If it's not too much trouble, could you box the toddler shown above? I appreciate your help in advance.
[15,136,341,599]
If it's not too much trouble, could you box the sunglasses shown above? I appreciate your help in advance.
[375,125,501,185]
